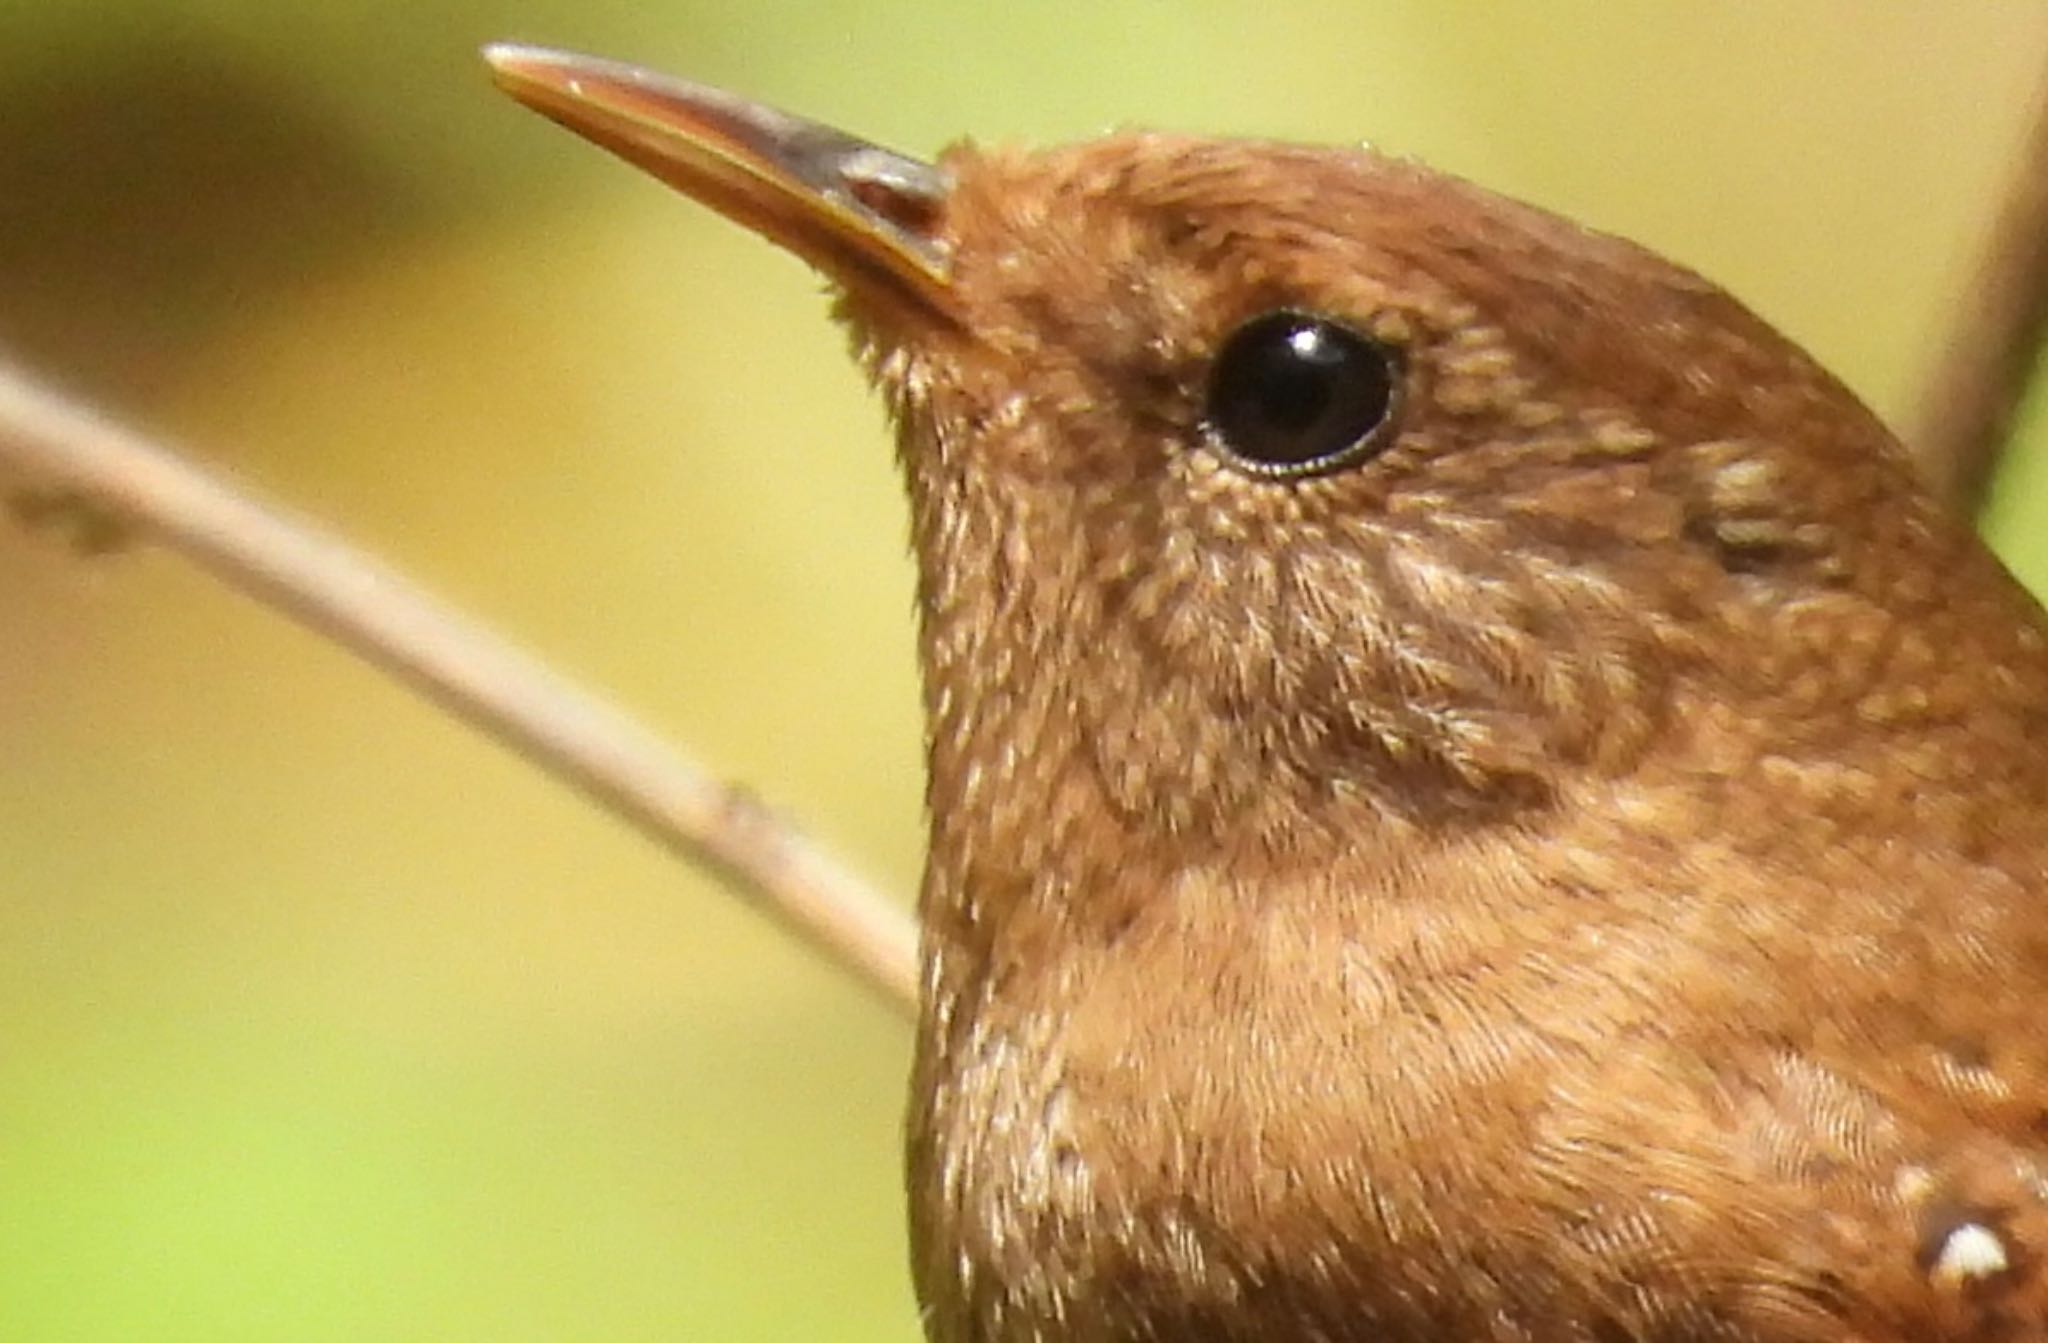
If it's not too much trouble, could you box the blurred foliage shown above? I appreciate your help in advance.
[1,4,2045,1341]
[1985,344,2048,586]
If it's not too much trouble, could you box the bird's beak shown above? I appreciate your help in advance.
[483,43,955,322]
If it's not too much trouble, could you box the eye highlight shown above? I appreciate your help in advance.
[1203,310,1400,477]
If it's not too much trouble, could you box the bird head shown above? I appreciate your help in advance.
[485,46,2006,858]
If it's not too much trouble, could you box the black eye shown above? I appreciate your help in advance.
[1204,310,1400,477]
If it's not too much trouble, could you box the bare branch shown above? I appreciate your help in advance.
[0,360,920,1016]
[1910,58,2048,514]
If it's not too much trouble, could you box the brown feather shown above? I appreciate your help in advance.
[839,136,2048,1343]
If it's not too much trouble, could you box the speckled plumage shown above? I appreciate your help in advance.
[484,56,2048,1343]
[842,137,2048,1343]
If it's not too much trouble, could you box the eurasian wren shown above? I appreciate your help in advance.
[486,46,2048,1343]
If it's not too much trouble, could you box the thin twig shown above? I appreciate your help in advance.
[1909,57,2048,514]
[0,360,920,1016]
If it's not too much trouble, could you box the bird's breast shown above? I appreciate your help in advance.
[905,822,2048,1343]
[904,885,1582,1343]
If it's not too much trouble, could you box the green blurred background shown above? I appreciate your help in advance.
[2,4,2046,1340]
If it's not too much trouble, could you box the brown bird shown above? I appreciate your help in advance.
[484,46,2048,1343]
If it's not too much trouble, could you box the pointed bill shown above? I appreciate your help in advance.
[484,43,954,320]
